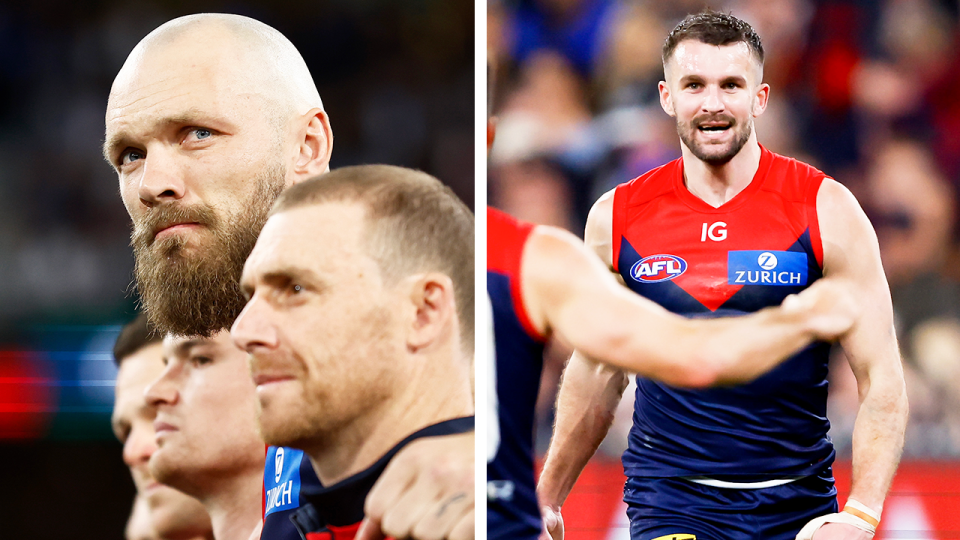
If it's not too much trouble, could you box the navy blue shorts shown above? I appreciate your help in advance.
[624,470,838,540]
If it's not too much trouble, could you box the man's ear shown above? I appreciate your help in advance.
[406,273,456,352]
[658,81,675,117]
[753,83,770,117]
[291,108,334,184]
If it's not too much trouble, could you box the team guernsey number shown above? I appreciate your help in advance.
[630,254,688,283]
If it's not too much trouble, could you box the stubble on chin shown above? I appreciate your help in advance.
[678,117,753,165]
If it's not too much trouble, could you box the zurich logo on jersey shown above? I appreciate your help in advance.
[264,446,303,516]
[630,254,688,283]
[728,250,808,286]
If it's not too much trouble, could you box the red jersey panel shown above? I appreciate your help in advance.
[613,146,835,478]
[613,145,824,313]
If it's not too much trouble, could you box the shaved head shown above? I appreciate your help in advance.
[110,13,322,131]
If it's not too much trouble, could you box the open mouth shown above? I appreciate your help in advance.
[697,123,732,133]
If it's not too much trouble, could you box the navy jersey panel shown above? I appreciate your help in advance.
[624,471,838,540]
[261,445,324,540]
[613,147,835,478]
[486,208,546,540]
[290,417,474,540]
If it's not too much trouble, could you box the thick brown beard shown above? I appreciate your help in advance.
[131,166,286,337]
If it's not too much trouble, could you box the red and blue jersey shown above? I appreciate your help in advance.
[288,417,474,540]
[261,445,324,539]
[613,146,835,478]
[487,207,545,540]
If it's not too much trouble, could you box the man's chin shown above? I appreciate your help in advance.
[151,238,208,262]
[257,412,308,450]
[148,450,190,494]
[686,139,741,164]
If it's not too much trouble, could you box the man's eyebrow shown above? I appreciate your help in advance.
[102,134,130,164]
[720,75,748,84]
[678,74,705,84]
[171,337,206,357]
[258,266,328,291]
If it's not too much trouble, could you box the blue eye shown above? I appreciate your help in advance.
[120,149,144,165]
[194,128,212,139]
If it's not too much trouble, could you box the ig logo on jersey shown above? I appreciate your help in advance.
[630,254,687,283]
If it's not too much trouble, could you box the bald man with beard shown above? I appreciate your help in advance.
[104,13,472,540]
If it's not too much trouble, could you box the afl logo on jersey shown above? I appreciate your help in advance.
[630,254,687,283]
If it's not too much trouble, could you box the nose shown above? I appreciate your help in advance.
[231,296,279,353]
[137,149,186,207]
[701,85,725,114]
[123,422,157,469]
[144,361,179,409]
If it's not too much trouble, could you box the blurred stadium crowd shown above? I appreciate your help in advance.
[488,0,960,458]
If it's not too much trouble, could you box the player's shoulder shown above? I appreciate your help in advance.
[762,147,832,201]
[487,207,536,274]
[615,157,681,204]
[816,176,863,215]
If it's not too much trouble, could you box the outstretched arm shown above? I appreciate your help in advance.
[522,190,858,388]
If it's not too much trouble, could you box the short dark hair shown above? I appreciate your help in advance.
[662,10,764,66]
[113,313,162,366]
[272,165,475,351]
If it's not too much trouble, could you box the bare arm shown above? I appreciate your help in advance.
[818,180,908,515]
[522,190,857,388]
[537,351,628,508]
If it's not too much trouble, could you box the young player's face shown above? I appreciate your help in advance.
[112,344,211,539]
[104,35,287,335]
[232,202,408,452]
[659,40,768,165]
[144,332,264,496]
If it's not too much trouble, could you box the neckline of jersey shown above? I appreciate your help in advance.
[672,144,773,214]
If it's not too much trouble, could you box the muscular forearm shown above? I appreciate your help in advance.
[537,352,628,508]
[697,304,818,385]
[848,374,908,512]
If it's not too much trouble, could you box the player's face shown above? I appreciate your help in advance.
[112,344,211,539]
[232,202,408,451]
[104,39,287,336]
[660,40,768,165]
[144,332,264,495]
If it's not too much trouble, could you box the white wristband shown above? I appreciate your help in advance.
[795,499,880,540]
[844,498,881,528]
